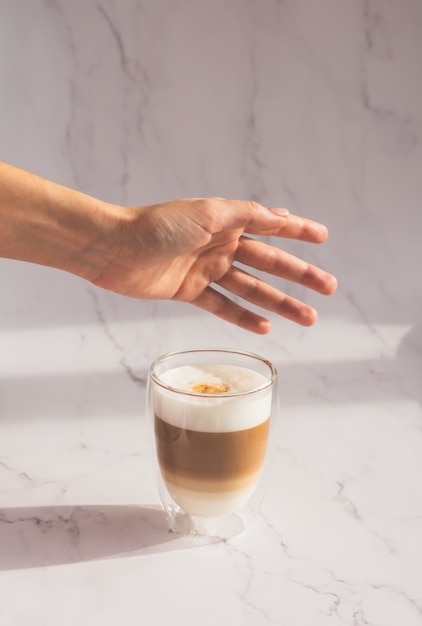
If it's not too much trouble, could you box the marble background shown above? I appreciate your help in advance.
[0,1,421,625]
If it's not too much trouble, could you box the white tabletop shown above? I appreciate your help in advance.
[1,271,420,625]
[0,1,421,624]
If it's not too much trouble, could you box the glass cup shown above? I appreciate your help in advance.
[146,348,278,539]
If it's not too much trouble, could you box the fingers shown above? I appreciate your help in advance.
[235,236,338,295]
[272,212,329,243]
[181,198,330,245]
[190,231,337,333]
[246,211,330,244]
[239,204,329,244]
[191,275,320,334]
[189,198,289,236]
[216,267,319,326]
[192,286,273,335]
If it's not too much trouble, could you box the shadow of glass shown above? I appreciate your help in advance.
[0,504,220,571]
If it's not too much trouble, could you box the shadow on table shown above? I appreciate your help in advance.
[0,504,219,571]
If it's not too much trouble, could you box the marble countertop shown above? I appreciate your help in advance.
[1,0,421,624]
[0,270,421,625]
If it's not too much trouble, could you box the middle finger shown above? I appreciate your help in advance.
[216,266,318,326]
[235,236,337,295]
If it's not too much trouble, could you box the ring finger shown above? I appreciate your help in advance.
[216,265,318,326]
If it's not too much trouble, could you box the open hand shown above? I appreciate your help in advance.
[94,198,337,334]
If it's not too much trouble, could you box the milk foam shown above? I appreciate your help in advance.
[160,364,267,394]
[154,364,272,432]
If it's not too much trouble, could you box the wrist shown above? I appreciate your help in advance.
[60,198,128,285]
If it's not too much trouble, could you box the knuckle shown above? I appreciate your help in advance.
[300,264,314,285]
[195,197,222,230]
[246,200,262,214]
[245,276,260,297]
[264,246,280,273]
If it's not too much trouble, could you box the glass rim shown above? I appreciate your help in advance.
[149,348,277,398]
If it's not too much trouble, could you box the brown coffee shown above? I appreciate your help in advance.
[155,414,269,489]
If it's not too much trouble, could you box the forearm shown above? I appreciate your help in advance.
[0,162,123,282]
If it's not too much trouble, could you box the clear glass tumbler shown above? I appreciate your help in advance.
[146,348,278,539]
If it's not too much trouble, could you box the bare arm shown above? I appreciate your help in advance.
[0,162,124,280]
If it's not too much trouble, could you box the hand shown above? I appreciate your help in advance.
[0,164,336,333]
[93,198,337,334]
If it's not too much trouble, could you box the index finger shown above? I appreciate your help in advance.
[246,211,329,244]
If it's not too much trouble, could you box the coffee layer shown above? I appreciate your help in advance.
[159,466,263,493]
[155,415,269,484]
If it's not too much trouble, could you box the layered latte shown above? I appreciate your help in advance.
[154,364,272,517]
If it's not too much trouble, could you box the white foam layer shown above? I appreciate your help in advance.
[154,364,272,432]
[160,364,267,394]
[166,482,257,517]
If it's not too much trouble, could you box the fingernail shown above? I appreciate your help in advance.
[269,207,290,216]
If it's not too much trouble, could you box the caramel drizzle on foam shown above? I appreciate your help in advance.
[190,382,230,394]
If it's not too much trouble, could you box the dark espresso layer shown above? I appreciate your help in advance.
[155,414,269,491]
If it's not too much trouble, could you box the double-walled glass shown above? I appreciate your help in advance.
[146,348,278,539]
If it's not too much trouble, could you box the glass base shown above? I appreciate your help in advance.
[163,502,255,539]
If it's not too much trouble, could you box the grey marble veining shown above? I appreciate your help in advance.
[0,1,421,625]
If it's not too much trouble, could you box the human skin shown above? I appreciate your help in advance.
[0,162,337,334]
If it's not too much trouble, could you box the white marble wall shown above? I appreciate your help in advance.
[1,0,421,326]
[0,1,421,625]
